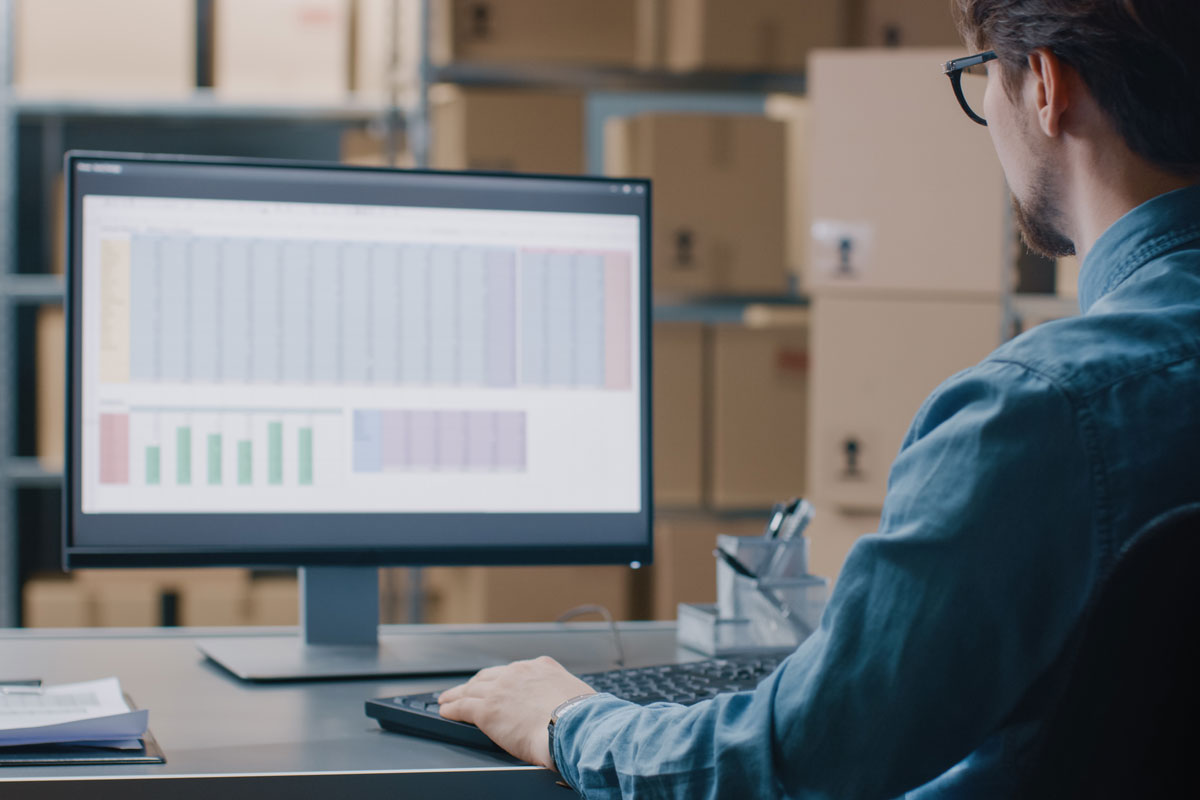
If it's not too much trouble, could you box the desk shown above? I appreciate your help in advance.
[0,622,681,798]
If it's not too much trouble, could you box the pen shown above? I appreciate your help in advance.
[761,499,814,580]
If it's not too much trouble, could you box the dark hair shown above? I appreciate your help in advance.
[953,0,1200,177]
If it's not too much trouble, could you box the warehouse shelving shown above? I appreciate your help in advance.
[0,0,817,627]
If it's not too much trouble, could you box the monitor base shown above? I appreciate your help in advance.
[197,635,504,682]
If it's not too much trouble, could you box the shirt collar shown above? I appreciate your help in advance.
[1078,183,1200,313]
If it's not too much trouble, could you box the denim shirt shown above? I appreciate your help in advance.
[553,184,1200,799]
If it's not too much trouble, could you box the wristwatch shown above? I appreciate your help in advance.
[547,693,597,773]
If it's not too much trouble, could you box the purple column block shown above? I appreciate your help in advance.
[495,412,526,471]
[466,411,496,469]
[382,410,407,469]
[408,410,437,469]
[353,410,383,473]
[436,411,467,470]
[485,250,517,388]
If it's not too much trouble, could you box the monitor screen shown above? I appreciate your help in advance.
[64,152,652,569]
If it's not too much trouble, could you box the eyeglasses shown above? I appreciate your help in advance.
[943,50,997,126]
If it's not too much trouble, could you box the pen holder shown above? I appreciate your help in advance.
[676,534,827,656]
[715,534,808,619]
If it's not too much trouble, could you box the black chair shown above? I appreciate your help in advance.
[1021,502,1200,797]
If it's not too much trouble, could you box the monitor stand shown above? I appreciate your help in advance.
[196,567,504,682]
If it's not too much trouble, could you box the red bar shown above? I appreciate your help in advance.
[99,413,130,485]
[604,253,632,390]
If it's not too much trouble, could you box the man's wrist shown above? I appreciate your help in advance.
[546,693,598,773]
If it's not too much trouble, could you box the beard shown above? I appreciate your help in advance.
[1011,164,1075,259]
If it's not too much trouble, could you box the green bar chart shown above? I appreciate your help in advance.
[176,427,192,485]
[207,434,222,485]
[145,446,160,486]
[238,440,252,485]
[298,427,313,486]
[268,422,283,485]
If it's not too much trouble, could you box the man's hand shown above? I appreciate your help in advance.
[438,656,596,771]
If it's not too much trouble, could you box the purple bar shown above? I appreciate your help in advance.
[353,410,383,472]
[466,411,496,469]
[382,410,407,469]
[485,251,517,387]
[437,411,467,470]
[408,410,437,469]
[495,412,526,470]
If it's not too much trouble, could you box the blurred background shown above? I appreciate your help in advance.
[1,0,1078,631]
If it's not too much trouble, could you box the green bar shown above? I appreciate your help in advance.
[298,427,313,486]
[176,427,191,485]
[145,446,160,486]
[268,422,283,485]
[207,434,222,485]
[238,440,252,485]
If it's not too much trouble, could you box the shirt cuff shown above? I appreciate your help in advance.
[552,692,633,792]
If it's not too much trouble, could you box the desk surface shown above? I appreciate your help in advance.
[0,622,682,799]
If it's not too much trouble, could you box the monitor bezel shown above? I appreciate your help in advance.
[62,151,653,569]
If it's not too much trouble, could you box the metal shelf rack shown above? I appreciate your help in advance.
[0,0,812,627]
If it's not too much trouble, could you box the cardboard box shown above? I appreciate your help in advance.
[214,0,351,101]
[36,306,65,471]
[765,95,811,288]
[23,578,92,628]
[807,294,1003,512]
[424,565,633,623]
[430,85,585,173]
[650,514,769,620]
[429,0,639,66]
[248,576,300,625]
[92,581,161,627]
[806,50,1008,297]
[708,322,809,509]
[853,0,964,47]
[662,0,846,73]
[340,126,414,168]
[177,579,251,627]
[654,322,705,507]
[14,0,195,98]
[606,114,788,295]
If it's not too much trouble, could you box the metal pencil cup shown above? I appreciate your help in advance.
[677,534,827,656]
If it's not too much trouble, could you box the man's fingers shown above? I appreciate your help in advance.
[438,695,487,724]
[436,683,468,704]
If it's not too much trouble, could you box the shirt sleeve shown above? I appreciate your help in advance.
[553,360,1099,799]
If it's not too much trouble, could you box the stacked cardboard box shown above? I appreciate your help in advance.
[429,0,640,66]
[213,0,351,101]
[423,565,634,624]
[36,307,65,471]
[805,49,1009,578]
[654,323,705,507]
[430,86,585,173]
[23,570,254,628]
[606,113,788,295]
[14,0,195,98]
[649,514,770,620]
[650,0,847,73]
[853,0,964,48]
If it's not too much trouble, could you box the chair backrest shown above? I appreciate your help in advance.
[1021,502,1200,798]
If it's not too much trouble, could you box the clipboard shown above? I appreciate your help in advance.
[0,694,165,767]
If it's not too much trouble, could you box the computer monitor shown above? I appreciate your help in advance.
[63,151,652,680]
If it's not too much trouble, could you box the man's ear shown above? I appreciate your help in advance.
[1027,47,1069,137]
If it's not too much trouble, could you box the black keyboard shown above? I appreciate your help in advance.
[365,654,786,752]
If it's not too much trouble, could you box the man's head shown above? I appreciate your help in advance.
[952,0,1200,258]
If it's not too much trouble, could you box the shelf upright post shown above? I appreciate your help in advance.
[0,0,19,627]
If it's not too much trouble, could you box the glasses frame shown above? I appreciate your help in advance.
[943,50,997,126]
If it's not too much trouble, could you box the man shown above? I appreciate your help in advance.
[438,1,1200,796]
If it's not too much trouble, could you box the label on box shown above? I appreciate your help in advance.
[811,219,875,281]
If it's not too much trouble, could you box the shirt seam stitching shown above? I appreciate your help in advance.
[1097,224,1200,300]
[985,358,1113,566]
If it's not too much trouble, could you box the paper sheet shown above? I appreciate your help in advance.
[0,678,148,747]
